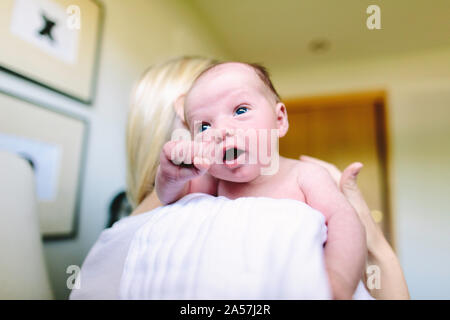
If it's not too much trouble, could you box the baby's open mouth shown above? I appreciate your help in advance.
[223,147,244,162]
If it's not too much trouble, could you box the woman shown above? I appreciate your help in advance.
[71,56,409,299]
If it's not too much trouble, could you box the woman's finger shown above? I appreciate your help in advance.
[340,162,386,250]
[340,162,363,193]
[299,155,341,185]
[339,162,371,221]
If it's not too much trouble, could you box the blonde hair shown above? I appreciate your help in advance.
[126,56,217,208]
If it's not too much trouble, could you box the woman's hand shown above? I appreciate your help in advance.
[299,155,384,251]
[299,155,410,299]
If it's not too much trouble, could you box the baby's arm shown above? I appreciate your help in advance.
[297,162,366,299]
[156,140,217,204]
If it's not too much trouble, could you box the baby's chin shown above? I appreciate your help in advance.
[208,163,261,183]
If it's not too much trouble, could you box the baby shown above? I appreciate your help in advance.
[155,62,366,299]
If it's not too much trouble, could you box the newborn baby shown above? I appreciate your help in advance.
[155,62,366,299]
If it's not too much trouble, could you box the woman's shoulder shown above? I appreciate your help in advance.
[101,211,154,241]
[70,212,156,300]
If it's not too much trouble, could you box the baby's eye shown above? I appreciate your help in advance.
[235,106,248,115]
[199,123,211,132]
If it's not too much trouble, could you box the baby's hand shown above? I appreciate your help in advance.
[159,140,214,183]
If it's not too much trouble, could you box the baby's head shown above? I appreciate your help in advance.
[178,62,289,181]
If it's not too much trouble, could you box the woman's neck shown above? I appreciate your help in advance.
[130,190,161,216]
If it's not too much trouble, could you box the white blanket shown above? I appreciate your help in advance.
[119,193,372,299]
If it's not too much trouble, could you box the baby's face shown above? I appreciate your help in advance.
[184,62,285,182]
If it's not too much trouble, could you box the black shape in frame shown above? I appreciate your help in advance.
[37,11,57,44]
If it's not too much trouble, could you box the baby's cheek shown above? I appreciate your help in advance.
[206,164,222,178]
[257,128,277,155]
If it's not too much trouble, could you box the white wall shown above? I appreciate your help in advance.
[2,0,448,300]
[0,0,228,299]
[272,46,450,299]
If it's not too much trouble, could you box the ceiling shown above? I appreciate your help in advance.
[190,0,450,70]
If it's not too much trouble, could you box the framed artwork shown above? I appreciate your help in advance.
[0,0,103,104]
[0,89,88,239]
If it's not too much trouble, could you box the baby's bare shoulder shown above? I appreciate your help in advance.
[291,159,333,187]
[280,157,304,177]
[283,157,325,175]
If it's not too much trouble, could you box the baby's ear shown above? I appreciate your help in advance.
[275,102,289,137]
[173,94,186,123]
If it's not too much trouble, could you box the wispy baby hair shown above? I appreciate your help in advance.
[194,61,281,102]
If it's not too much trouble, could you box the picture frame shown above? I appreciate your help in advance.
[0,0,103,104]
[0,89,88,239]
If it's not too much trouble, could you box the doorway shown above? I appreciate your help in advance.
[279,91,393,246]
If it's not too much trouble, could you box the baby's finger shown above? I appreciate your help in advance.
[202,140,219,164]
[177,166,195,180]
[169,140,192,165]
[193,156,211,172]
[162,140,177,159]
[158,146,185,179]
[161,141,183,168]
[193,140,216,164]
[176,159,208,180]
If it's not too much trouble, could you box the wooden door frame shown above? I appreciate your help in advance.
[283,90,396,250]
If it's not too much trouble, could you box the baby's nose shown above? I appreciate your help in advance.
[200,127,233,143]
[216,128,234,143]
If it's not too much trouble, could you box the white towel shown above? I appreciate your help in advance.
[119,193,371,299]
